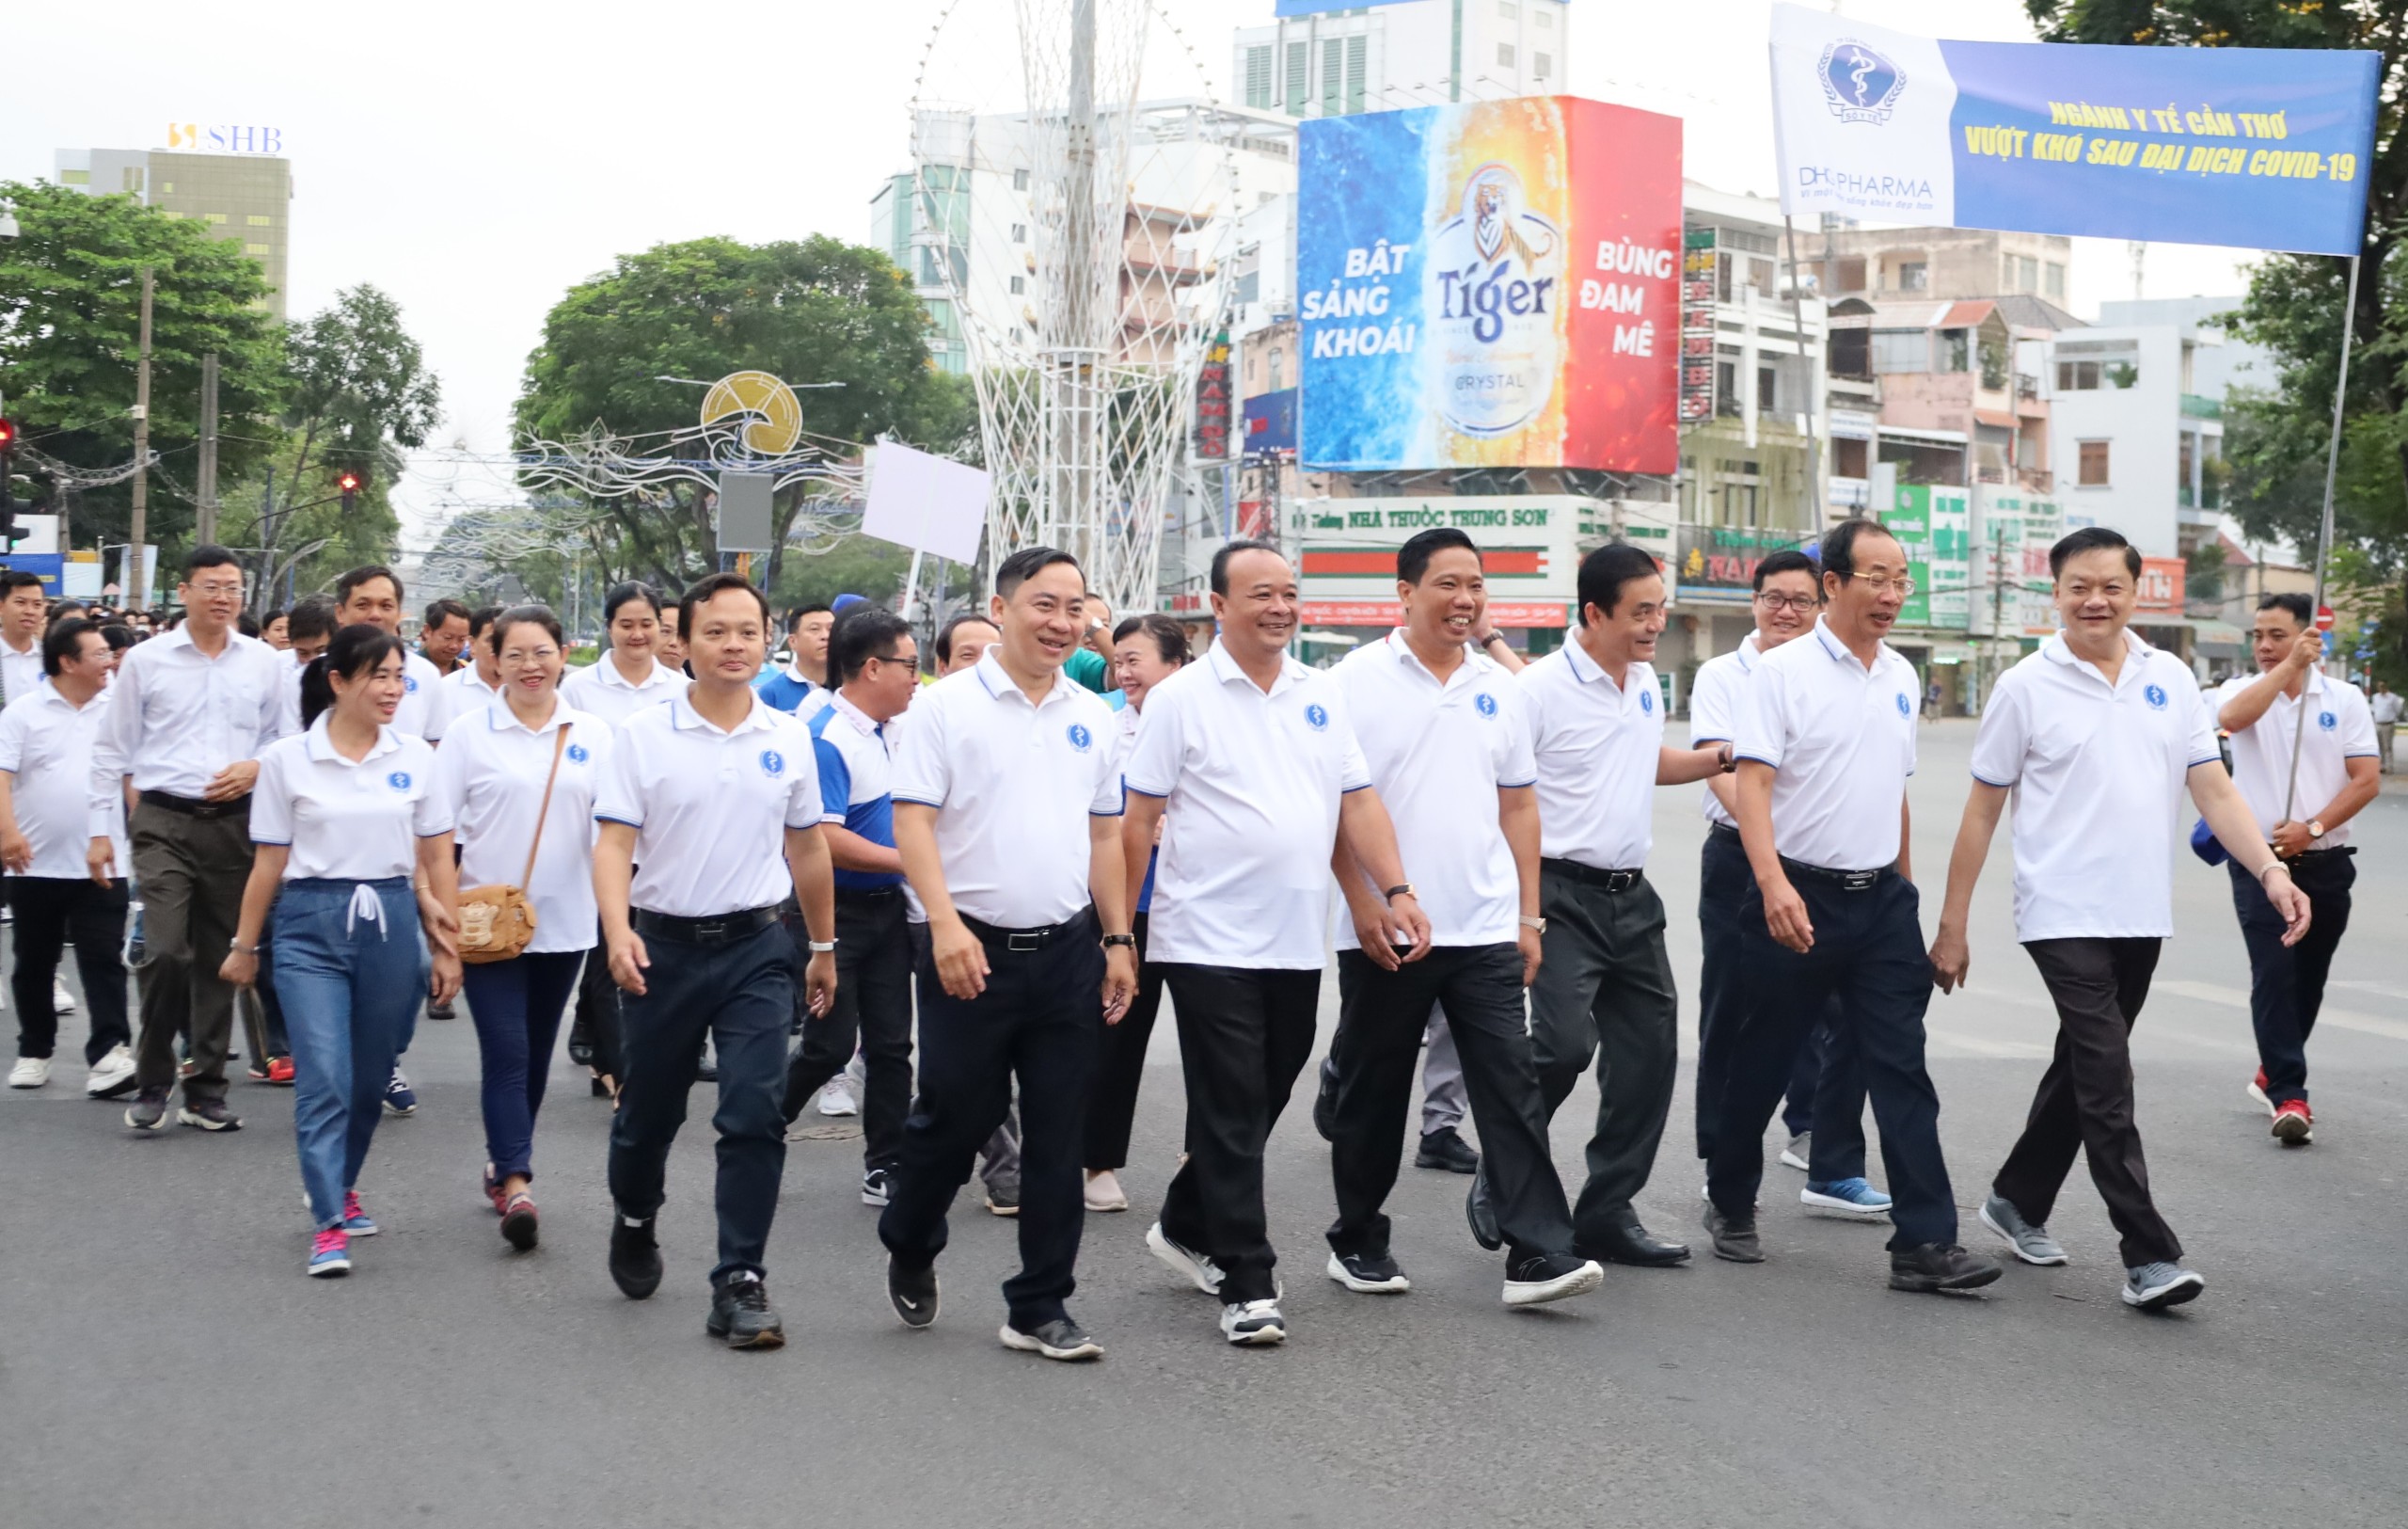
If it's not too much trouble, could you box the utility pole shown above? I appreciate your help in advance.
[127,268,156,600]
[197,351,220,544]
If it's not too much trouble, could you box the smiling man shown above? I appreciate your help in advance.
[1931,527,2310,1312]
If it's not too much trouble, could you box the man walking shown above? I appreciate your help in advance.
[419,597,472,675]
[1714,518,1998,1295]
[755,604,833,715]
[2210,593,2377,1144]
[444,605,505,711]
[90,548,285,1133]
[1122,540,1427,1344]
[881,548,1135,1362]
[0,570,45,705]
[336,566,452,743]
[1323,529,1604,1310]
[1932,528,2310,1310]
[2368,679,2400,772]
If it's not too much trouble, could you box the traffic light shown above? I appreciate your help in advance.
[336,468,361,515]
[0,417,19,550]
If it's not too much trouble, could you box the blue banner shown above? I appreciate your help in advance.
[1243,389,1297,454]
[1771,5,2379,255]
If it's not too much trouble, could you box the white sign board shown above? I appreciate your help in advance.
[8,514,60,555]
[863,442,989,565]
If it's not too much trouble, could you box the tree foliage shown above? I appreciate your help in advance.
[514,234,976,594]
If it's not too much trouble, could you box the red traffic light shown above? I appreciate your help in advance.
[0,418,16,450]
[336,470,361,493]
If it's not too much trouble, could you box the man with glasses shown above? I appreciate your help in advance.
[90,548,285,1134]
[1689,549,1889,1224]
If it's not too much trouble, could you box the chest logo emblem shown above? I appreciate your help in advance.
[566,743,590,764]
[1894,693,1910,718]
[385,771,412,792]
[1305,703,1329,732]
[2319,709,2337,731]
[1067,724,1093,753]
[1475,692,1499,718]
[1640,689,1655,716]
[404,676,419,693]
[759,749,785,777]
[2144,684,2168,711]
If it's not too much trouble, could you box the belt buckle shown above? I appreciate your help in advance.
[1606,869,1638,894]
[1839,869,1877,892]
[694,918,731,942]
[1006,932,1042,953]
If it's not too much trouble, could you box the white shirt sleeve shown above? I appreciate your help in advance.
[594,723,644,827]
[413,749,457,838]
[421,667,452,743]
[250,646,284,755]
[783,725,825,831]
[1496,687,1538,789]
[1687,661,1732,746]
[0,703,27,776]
[1968,673,2030,787]
[2178,672,2221,767]
[2339,685,2380,758]
[249,743,295,846]
[889,692,950,808]
[90,646,141,836]
[1120,687,1184,799]
[1732,658,1788,771]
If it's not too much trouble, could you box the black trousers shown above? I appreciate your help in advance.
[1696,827,1867,1182]
[1085,912,1164,1171]
[1326,943,1577,1262]
[1993,937,2182,1268]
[1706,869,1957,1250]
[10,877,132,1064]
[607,919,794,1282]
[879,911,1102,1330]
[2228,852,2354,1105]
[783,888,915,1169]
[1527,866,1678,1239]
[567,915,623,1081]
[1154,961,1321,1303]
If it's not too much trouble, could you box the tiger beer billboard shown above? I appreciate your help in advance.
[1296,96,1683,474]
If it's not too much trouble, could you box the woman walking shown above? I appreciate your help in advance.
[1084,614,1190,1213]
[433,606,607,1250]
[223,625,461,1277]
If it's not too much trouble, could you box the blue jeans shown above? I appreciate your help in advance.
[273,878,424,1229]
[461,950,586,1183]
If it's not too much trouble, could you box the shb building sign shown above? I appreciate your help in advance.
[165,123,284,154]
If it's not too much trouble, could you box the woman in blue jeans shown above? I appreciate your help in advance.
[433,605,606,1250]
[223,624,462,1277]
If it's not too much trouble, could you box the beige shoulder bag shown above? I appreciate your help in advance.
[457,725,571,964]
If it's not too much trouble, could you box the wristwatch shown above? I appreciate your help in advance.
[1384,883,1417,901]
[2306,819,2327,840]
[807,939,837,953]
[1518,915,1547,934]
[1101,932,1138,949]
[1481,632,1509,649]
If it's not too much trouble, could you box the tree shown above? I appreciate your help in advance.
[0,179,282,554]
[2026,2,2408,656]
[514,235,975,594]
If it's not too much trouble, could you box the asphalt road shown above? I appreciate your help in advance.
[6,719,2404,1528]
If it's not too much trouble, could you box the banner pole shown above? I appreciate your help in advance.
[2280,252,2361,827]
[1782,215,1821,528]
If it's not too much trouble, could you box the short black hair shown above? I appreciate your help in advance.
[1398,527,1479,586]
[1753,549,1818,591]
[787,602,832,633]
[1575,543,1662,626]
[0,569,43,599]
[602,581,662,626]
[301,625,408,731]
[1210,538,1285,596]
[1819,518,1899,580]
[2258,591,2315,629]
[994,546,1083,601]
[99,623,135,653]
[491,603,564,651]
[679,572,771,635]
[2050,525,2144,580]
[422,597,471,631]
[1113,613,1191,666]
[336,565,403,606]
[183,545,242,577]
[42,617,103,677]
[935,613,999,665]
[236,613,261,639]
[832,608,911,684]
[288,596,341,645]
[467,604,505,641]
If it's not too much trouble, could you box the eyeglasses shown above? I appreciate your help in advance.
[1846,574,1917,597]
[188,581,245,598]
[1753,593,1818,613]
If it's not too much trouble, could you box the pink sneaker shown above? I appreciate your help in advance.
[309,1228,352,1277]
[341,1190,378,1236]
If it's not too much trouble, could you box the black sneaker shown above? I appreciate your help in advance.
[1888,1242,2004,1294]
[706,1270,785,1349]
[1702,1202,1764,1264]
[1325,1250,1412,1293]
[1502,1251,1604,1308]
[999,1315,1103,1362]
[426,998,456,1021]
[177,1098,242,1132]
[609,1213,663,1299]
[985,1181,1020,1217]
[125,1086,171,1131]
[861,1167,893,1207]
[888,1256,939,1330]
[1416,1126,1480,1173]
[1311,1056,1339,1141]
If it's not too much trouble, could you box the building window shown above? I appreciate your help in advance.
[2056,357,2138,390]
[1499,0,1518,15]
[1828,327,1870,379]
[1346,34,1368,113]
[1939,328,1971,372]
[1323,37,1343,115]
[1244,44,1274,109]
[1286,40,1309,114]
[1896,260,1928,291]
[244,243,269,255]
[1012,167,1030,191]
[61,167,89,185]
[2178,432,2195,488]
[1533,52,1551,79]
[158,181,172,194]
[1009,276,1025,295]
[1834,437,1870,478]
[2045,262,2067,299]
[1011,223,1027,243]
[204,212,228,224]
[246,214,272,227]
[1498,43,1515,67]
[1872,329,1928,374]
[1270,346,1285,391]
[122,167,145,193]
[1535,6,1553,26]
[1757,365,1777,411]
[1722,483,1759,527]
[2079,439,2111,486]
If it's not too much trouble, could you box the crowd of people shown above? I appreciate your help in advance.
[0,515,2376,1355]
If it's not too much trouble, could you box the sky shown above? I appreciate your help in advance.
[2,0,2260,551]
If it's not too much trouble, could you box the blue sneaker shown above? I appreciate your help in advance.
[308,1228,351,1278]
[1801,1177,1893,1219]
[382,1068,417,1118]
[341,1189,379,1236]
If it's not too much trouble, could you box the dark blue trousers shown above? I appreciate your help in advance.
[462,949,585,1182]
[1704,868,1957,1250]
[607,920,793,1283]
[2228,852,2354,1106]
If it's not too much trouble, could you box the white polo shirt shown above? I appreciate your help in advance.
[1518,640,1661,871]
[445,663,501,714]
[1330,631,1536,949]
[1732,618,1919,872]
[0,634,42,708]
[561,653,685,730]
[90,624,285,835]
[394,649,452,741]
[432,697,610,953]
[889,649,1122,930]
[0,685,127,879]
[1687,632,1762,830]
[1122,643,1372,968]
[2215,667,2380,849]
[250,719,452,882]
[1971,631,2222,942]
[594,690,821,918]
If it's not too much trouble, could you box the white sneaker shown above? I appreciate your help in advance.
[816,1078,859,1117]
[85,1044,138,1099]
[1084,1170,1130,1213]
[8,1056,50,1089]
[1220,1298,1287,1346]
[53,982,76,1015]
[1146,1220,1225,1295]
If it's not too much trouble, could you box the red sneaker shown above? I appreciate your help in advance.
[267,1056,295,1085]
[2246,1069,2273,1116]
[2271,1098,2314,1146]
[481,1166,507,1216]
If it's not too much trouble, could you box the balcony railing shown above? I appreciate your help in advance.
[2016,373,2039,400]
[2180,392,2223,420]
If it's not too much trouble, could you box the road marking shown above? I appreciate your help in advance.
[2325,979,2408,1004]
[2154,979,2408,1044]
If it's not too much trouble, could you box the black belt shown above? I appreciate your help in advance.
[1542,857,1644,894]
[1708,821,1742,842]
[2286,846,2357,863]
[1779,856,1894,892]
[139,789,249,820]
[632,904,782,946]
[836,884,905,901]
[961,908,1094,954]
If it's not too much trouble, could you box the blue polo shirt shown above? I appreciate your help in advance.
[809,694,903,892]
[755,661,828,716]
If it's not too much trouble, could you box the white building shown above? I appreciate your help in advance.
[1232,0,1571,119]
[2046,322,2225,560]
